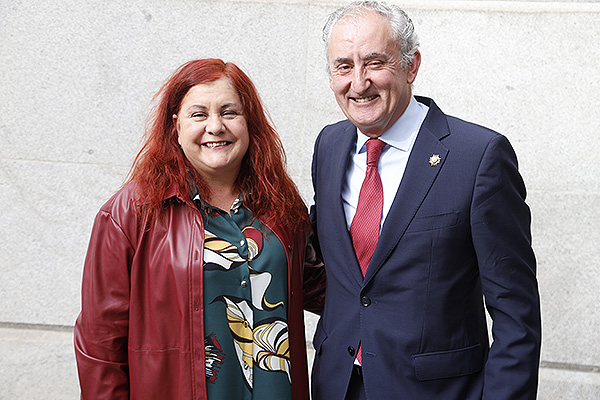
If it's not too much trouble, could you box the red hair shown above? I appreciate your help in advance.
[126,59,309,231]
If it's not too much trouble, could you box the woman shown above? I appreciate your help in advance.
[74,59,324,400]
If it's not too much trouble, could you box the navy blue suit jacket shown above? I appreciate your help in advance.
[310,97,541,399]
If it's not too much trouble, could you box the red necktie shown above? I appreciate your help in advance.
[350,138,386,364]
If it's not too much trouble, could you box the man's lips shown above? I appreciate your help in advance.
[202,141,230,148]
[351,95,379,103]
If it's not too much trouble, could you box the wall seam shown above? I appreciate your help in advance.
[541,360,600,374]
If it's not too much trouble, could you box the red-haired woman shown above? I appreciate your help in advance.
[74,59,325,400]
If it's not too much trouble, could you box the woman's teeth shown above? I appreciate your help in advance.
[204,141,228,148]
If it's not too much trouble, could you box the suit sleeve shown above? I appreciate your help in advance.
[303,131,326,315]
[74,210,133,399]
[471,135,541,399]
[302,227,326,314]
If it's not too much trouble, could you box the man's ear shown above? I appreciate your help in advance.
[407,50,421,84]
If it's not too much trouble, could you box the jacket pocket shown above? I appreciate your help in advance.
[412,344,483,381]
[406,211,459,233]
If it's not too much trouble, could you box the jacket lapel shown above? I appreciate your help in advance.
[364,98,450,283]
[329,123,365,285]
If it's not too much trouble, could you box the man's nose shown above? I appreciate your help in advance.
[351,67,370,94]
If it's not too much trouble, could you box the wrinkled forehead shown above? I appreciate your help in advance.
[331,10,393,43]
[328,13,395,56]
[336,7,391,32]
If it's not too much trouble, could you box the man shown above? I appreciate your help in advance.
[309,1,541,399]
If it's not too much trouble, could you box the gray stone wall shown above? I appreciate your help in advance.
[1,0,598,397]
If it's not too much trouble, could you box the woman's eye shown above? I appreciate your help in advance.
[191,113,207,119]
[222,111,238,119]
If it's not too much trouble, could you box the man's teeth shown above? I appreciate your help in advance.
[354,95,377,103]
[204,142,228,148]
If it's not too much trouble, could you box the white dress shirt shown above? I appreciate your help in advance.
[342,96,429,230]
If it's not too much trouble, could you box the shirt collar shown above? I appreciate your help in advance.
[190,181,246,215]
[355,96,427,154]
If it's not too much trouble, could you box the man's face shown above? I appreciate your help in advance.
[328,11,420,138]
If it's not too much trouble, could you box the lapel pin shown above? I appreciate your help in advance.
[429,154,442,166]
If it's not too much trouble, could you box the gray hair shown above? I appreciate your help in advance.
[322,1,420,70]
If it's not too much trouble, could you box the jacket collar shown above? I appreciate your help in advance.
[164,183,187,203]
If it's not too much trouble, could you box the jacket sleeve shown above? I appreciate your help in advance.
[302,227,326,315]
[302,131,326,315]
[471,135,541,399]
[74,209,133,399]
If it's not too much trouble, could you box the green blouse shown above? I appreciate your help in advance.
[196,193,291,400]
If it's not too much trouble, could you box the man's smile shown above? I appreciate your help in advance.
[352,95,379,103]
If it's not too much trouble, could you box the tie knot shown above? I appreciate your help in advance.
[366,138,386,166]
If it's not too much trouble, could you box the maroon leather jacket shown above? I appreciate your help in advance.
[74,183,324,399]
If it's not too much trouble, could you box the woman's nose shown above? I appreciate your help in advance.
[205,114,224,135]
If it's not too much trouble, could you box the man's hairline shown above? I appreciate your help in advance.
[325,12,410,75]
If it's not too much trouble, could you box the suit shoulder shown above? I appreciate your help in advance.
[418,96,506,147]
[319,119,354,138]
[442,114,520,172]
[445,115,505,144]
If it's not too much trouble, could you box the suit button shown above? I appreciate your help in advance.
[347,346,355,356]
[361,295,371,307]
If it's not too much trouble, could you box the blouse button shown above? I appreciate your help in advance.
[240,280,248,288]
[240,239,245,246]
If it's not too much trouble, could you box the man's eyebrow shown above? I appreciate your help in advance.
[332,53,389,66]
[333,57,353,66]
[363,52,389,62]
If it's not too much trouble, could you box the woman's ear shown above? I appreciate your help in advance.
[172,114,181,145]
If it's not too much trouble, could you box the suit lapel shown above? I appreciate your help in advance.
[364,98,450,283]
[328,123,365,285]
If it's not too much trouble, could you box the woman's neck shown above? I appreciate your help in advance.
[206,182,239,214]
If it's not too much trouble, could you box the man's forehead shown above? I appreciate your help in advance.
[332,52,390,65]
[333,9,389,31]
[329,12,392,44]
[328,30,397,62]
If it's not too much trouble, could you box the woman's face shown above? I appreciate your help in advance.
[174,77,250,183]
